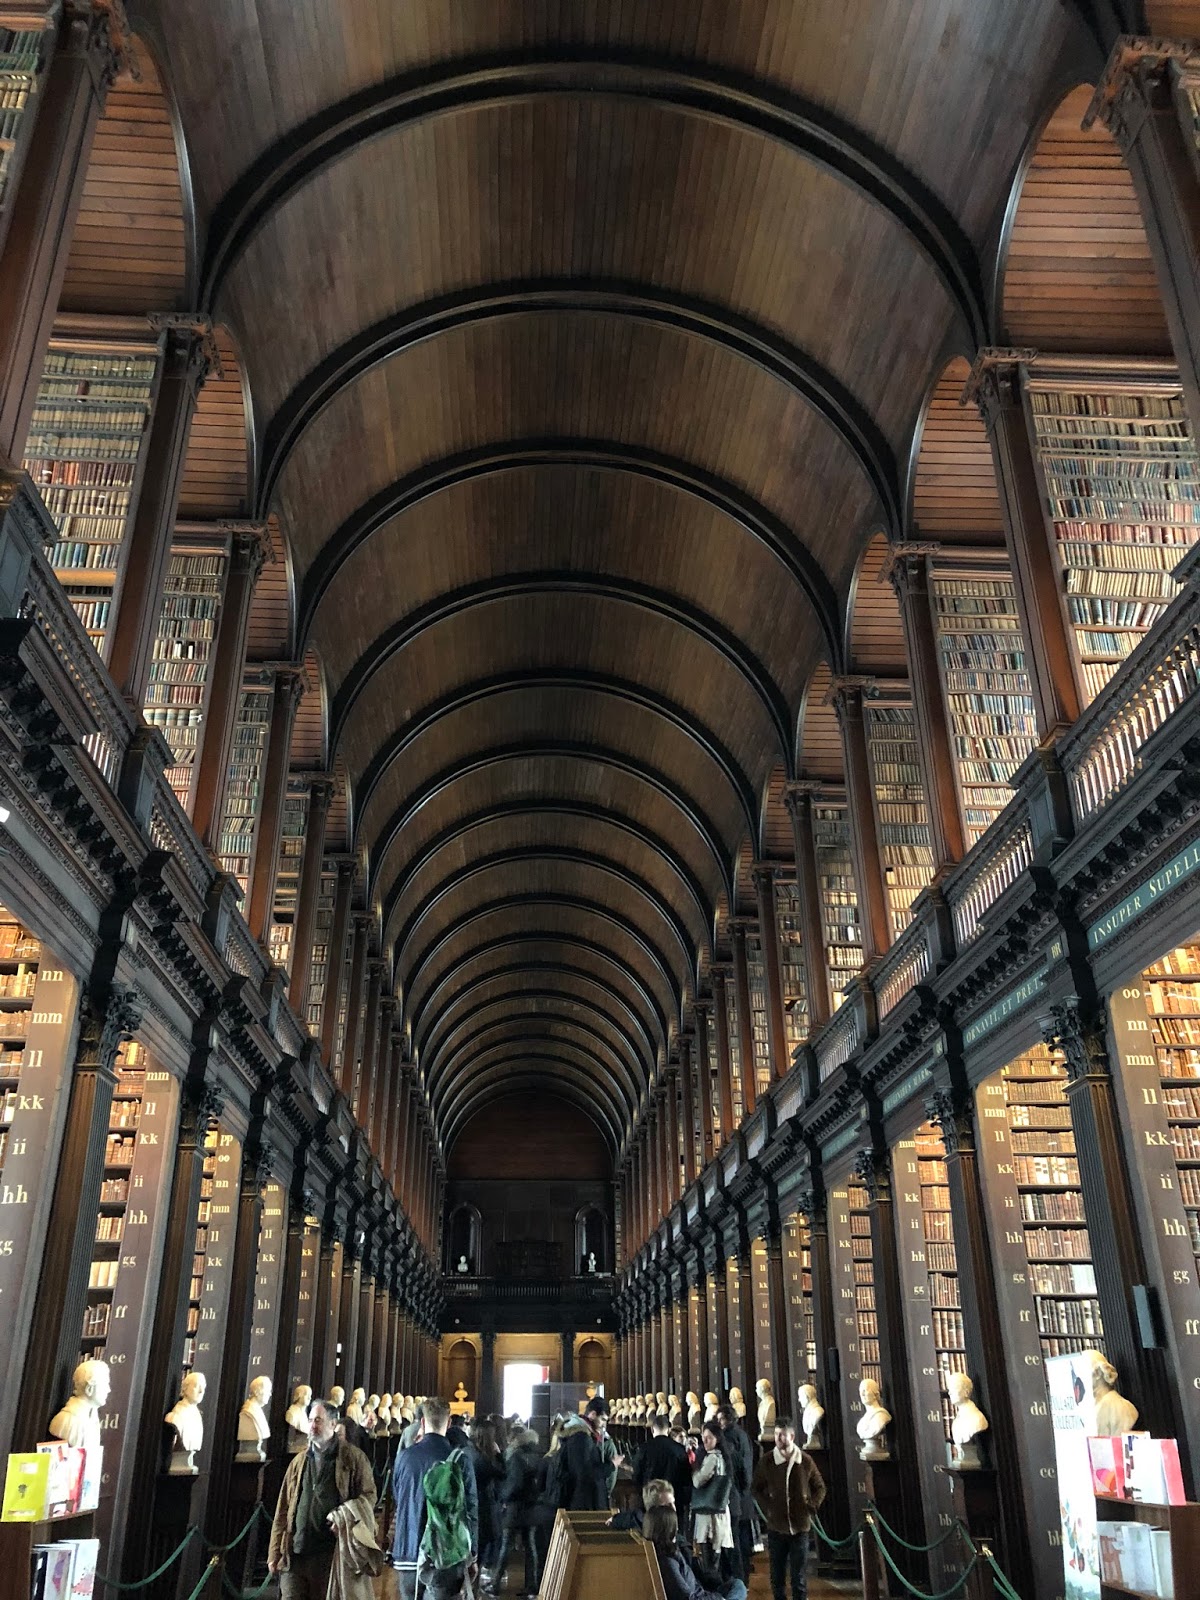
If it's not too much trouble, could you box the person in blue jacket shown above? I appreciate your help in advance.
[392,1397,479,1599]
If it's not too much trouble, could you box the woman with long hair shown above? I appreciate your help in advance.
[467,1417,504,1589]
[690,1423,736,1580]
[642,1504,747,1600]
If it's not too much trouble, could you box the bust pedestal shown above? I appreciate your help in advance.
[938,1464,999,1600]
[864,1459,904,1546]
[226,1461,266,1587]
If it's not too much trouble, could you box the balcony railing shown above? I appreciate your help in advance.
[443,1275,613,1304]
[873,920,931,1018]
[944,798,1035,949]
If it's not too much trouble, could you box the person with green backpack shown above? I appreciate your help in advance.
[392,1397,479,1598]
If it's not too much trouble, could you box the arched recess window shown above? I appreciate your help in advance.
[575,1205,607,1274]
[445,1338,479,1404]
[577,1338,608,1387]
[446,1204,482,1275]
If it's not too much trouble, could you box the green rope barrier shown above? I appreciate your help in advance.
[867,1499,973,1555]
[97,1528,199,1589]
[219,1571,275,1600]
[809,1512,859,1550]
[866,1518,983,1600]
[980,1547,1025,1600]
[202,1505,268,1554]
[180,1557,219,1600]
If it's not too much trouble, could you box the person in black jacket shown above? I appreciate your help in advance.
[555,1414,607,1510]
[716,1405,755,1582]
[635,1412,693,1528]
[494,1427,542,1597]
[467,1418,505,1589]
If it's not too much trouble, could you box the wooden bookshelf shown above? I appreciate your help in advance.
[1138,943,1200,1276]
[724,974,746,1123]
[775,877,809,1052]
[0,18,45,210]
[0,915,40,1178]
[24,325,159,659]
[1003,1043,1103,1358]
[785,1210,817,1386]
[812,796,862,1008]
[268,781,310,974]
[847,1177,881,1388]
[930,559,1038,846]
[864,697,935,938]
[143,533,228,813]
[1025,367,1200,705]
[745,932,772,1099]
[182,1127,218,1372]
[914,1121,965,1442]
[305,868,337,1035]
[1096,1494,1200,1600]
[80,1041,145,1353]
[217,682,272,893]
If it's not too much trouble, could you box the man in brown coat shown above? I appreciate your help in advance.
[268,1398,377,1600]
[750,1416,825,1600]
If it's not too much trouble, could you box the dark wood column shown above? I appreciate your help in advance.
[665,1067,680,1209]
[783,784,832,1029]
[965,353,1080,736]
[731,920,757,1115]
[752,865,792,1080]
[356,1263,375,1391]
[710,1264,730,1387]
[269,1188,310,1438]
[12,981,141,1450]
[679,1033,697,1188]
[338,1248,362,1392]
[106,318,217,706]
[927,1087,1035,1600]
[338,912,370,1098]
[0,1,121,465]
[855,1142,925,1555]
[355,957,384,1125]
[287,776,334,1014]
[372,1276,390,1393]
[247,667,305,943]
[797,1173,851,1542]
[191,526,268,845]
[123,1079,224,1579]
[1044,997,1185,1445]
[830,678,891,962]
[694,1002,716,1167]
[658,1086,673,1217]
[310,1236,341,1397]
[389,1056,412,1197]
[1086,40,1200,436]
[883,544,966,871]
[627,1135,641,1255]
[205,1142,268,1535]
[711,967,736,1140]
[767,1234,793,1402]
[371,1000,397,1160]
[319,858,355,1069]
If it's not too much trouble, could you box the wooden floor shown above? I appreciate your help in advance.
[482,1548,864,1597]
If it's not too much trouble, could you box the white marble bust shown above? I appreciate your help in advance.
[948,1373,989,1466]
[286,1383,312,1451]
[236,1375,272,1461]
[668,1393,683,1426]
[1085,1351,1139,1436]
[686,1390,702,1429]
[165,1371,206,1473]
[587,1251,597,1273]
[798,1384,825,1449]
[856,1379,892,1461]
[703,1391,719,1423]
[729,1386,747,1420]
[49,1359,110,1451]
[756,1378,777,1441]
[329,1385,346,1408]
[376,1394,393,1434]
[346,1387,367,1424]
[456,1255,470,1273]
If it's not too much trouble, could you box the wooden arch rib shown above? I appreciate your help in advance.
[420,967,657,1083]
[847,531,906,676]
[405,907,678,1051]
[356,670,758,846]
[298,440,842,660]
[389,850,700,1003]
[429,1015,639,1122]
[257,284,900,536]
[366,742,735,913]
[440,1064,623,1156]
[412,937,668,1066]
[379,802,713,967]
[908,354,1004,543]
[199,53,986,342]
[329,575,793,767]
[998,82,1169,352]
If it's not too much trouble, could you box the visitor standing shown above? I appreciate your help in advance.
[690,1424,734,1578]
[715,1403,754,1580]
[392,1397,480,1599]
[635,1412,692,1527]
[750,1417,825,1600]
[268,1399,376,1600]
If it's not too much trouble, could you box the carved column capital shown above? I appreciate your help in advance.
[1040,997,1111,1085]
[77,982,143,1078]
[184,1080,225,1139]
[825,675,878,726]
[878,541,940,599]
[961,348,1039,425]
[925,1088,975,1158]
[67,0,133,95]
[271,664,307,717]
[1083,36,1199,152]
[853,1145,891,1204]
[147,312,222,397]
[219,521,272,583]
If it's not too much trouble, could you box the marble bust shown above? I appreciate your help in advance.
[703,1391,719,1423]
[165,1371,206,1473]
[668,1394,683,1427]
[376,1395,392,1434]
[856,1379,892,1461]
[686,1391,702,1430]
[49,1359,110,1451]
[729,1386,747,1420]
[756,1379,777,1441]
[329,1386,346,1408]
[236,1375,271,1461]
[947,1373,989,1467]
[798,1384,825,1449]
[286,1384,312,1452]
[456,1255,470,1274]
[346,1388,367,1427]
[1085,1351,1139,1436]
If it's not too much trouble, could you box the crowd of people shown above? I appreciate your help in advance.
[267,1390,824,1600]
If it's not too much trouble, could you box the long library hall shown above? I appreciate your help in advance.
[7,5,1200,1600]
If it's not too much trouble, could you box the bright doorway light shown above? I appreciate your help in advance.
[502,1362,548,1420]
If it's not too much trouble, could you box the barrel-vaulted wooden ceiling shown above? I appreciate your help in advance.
[138,0,1145,1163]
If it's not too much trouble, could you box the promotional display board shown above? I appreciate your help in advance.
[1046,1353,1101,1600]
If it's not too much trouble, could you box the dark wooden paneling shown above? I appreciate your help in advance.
[1002,85,1171,354]
[178,328,250,518]
[449,1095,610,1178]
[798,662,843,782]
[911,356,1004,542]
[1146,2,1200,33]
[849,531,906,674]
[245,516,292,661]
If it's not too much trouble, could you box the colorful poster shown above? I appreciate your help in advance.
[1046,1354,1101,1600]
[2,1451,50,1520]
